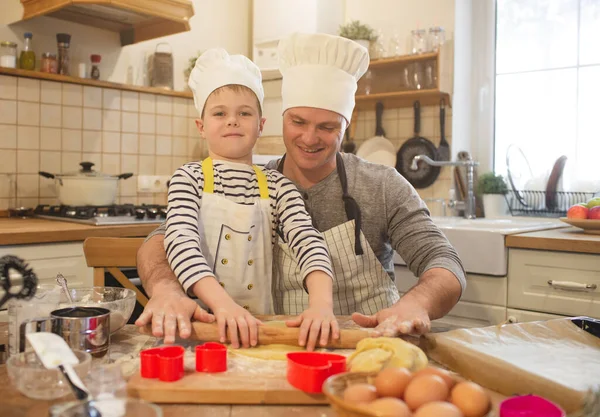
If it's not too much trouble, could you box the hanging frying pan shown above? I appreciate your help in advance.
[356,102,396,166]
[396,100,440,188]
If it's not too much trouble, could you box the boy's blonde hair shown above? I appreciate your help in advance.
[201,84,263,119]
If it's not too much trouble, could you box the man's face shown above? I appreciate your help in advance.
[282,107,347,174]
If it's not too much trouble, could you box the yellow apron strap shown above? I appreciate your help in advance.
[252,165,269,200]
[202,157,214,194]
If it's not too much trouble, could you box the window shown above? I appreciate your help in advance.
[494,0,600,190]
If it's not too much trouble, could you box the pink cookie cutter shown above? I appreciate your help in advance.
[500,395,566,417]
[140,345,185,382]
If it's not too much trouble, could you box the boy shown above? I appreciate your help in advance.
[165,49,337,350]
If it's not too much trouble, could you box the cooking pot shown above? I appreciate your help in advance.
[39,162,133,206]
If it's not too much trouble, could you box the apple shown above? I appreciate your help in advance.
[589,206,600,220]
[567,204,589,219]
[587,197,600,209]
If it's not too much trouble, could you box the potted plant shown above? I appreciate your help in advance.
[338,20,378,50]
[184,51,202,89]
[477,172,510,218]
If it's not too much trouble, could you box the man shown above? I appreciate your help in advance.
[136,32,465,345]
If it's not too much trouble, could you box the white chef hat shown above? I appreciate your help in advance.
[188,48,264,115]
[278,32,370,122]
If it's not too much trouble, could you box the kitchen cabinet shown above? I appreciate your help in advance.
[6,0,194,46]
[506,308,568,323]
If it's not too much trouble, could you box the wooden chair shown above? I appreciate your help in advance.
[82,237,149,307]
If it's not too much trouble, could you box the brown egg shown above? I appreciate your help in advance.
[343,383,378,405]
[412,367,456,390]
[374,367,413,398]
[414,401,463,417]
[450,381,491,417]
[368,397,412,417]
[404,375,449,410]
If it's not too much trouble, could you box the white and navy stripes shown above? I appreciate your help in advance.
[165,159,333,292]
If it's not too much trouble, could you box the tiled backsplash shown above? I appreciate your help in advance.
[0,75,206,210]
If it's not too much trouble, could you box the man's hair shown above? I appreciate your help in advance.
[201,84,262,118]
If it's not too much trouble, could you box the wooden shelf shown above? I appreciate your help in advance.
[0,67,193,99]
[355,89,450,110]
[368,52,439,69]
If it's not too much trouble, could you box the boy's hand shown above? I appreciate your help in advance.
[213,301,262,349]
[286,302,339,351]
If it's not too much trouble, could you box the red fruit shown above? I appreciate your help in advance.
[589,206,600,220]
[567,204,589,219]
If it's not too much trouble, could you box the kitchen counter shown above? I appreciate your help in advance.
[0,218,160,245]
[506,226,600,255]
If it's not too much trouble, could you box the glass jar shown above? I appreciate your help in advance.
[19,32,35,70]
[90,54,101,80]
[0,41,18,68]
[56,33,71,75]
[41,52,58,73]
[428,26,446,52]
[410,29,427,55]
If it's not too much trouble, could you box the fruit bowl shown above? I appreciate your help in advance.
[559,218,600,235]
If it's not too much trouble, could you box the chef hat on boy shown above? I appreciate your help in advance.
[188,48,264,115]
[278,32,370,123]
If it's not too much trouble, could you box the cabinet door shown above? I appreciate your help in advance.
[506,308,568,324]
[432,300,507,329]
[508,249,600,317]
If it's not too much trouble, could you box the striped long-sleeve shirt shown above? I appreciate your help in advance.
[164,159,333,293]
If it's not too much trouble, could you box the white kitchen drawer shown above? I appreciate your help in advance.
[506,308,569,324]
[508,248,600,317]
[394,265,507,306]
[433,299,506,329]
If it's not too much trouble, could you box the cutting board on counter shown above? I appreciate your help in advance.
[127,315,362,405]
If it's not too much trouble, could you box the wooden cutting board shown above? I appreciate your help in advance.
[127,316,361,405]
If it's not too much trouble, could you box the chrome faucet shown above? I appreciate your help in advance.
[410,155,480,219]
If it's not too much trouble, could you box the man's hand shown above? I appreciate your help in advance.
[286,303,339,351]
[135,290,215,344]
[351,296,431,337]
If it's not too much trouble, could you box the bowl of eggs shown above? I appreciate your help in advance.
[323,366,492,417]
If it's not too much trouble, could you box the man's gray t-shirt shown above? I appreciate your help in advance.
[150,153,466,292]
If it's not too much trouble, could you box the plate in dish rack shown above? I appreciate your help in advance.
[559,218,600,234]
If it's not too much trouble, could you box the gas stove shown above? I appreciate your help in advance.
[34,204,166,226]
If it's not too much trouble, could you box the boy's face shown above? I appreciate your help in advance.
[196,87,265,164]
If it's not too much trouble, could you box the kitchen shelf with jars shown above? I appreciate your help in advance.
[354,49,452,110]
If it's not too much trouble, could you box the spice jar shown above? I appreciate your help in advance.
[0,41,18,68]
[56,33,71,75]
[90,54,101,80]
[41,52,58,74]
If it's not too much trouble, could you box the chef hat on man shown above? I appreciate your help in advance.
[188,48,264,115]
[278,32,370,123]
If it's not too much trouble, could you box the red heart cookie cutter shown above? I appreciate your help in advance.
[195,342,227,373]
[286,352,346,393]
[140,345,185,382]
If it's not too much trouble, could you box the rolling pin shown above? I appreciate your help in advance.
[139,321,374,349]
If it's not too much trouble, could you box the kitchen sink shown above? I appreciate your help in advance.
[394,217,569,276]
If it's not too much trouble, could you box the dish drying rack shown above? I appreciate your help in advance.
[505,190,599,218]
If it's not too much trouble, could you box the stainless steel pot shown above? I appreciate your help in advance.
[39,162,133,206]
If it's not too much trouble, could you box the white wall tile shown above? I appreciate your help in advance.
[138,194,154,205]
[103,89,121,110]
[139,134,155,155]
[62,129,82,152]
[172,116,187,137]
[83,86,102,108]
[39,176,57,198]
[188,100,197,118]
[156,96,173,115]
[17,126,40,150]
[155,156,172,175]
[40,127,62,150]
[62,84,83,106]
[16,174,39,197]
[172,137,187,156]
[83,108,102,130]
[122,112,139,133]
[139,93,156,114]
[83,130,102,153]
[40,104,61,128]
[188,138,203,160]
[138,155,155,175]
[81,153,102,171]
[188,118,198,137]
[171,156,187,173]
[0,198,8,210]
[120,173,137,196]
[139,113,155,134]
[102,131,121,153]
[40,150,61,173]
[102,153,120,175]
[156,136,172,156]
[120,154,138,175]
[122,91,139,112]
[0,100,17,124]
[62,107,83,129]
[17,150,39,173]
[0,150,16,173]
[17,78,40,102]
[103,110,121,132]
[40,81,62,104]
[156,115,172,135]
[173,97,188,116]
[17,101,40,126]
[0,75,17,100]
[61,152,82,173]
[121,133,138,154]
[0,124,17,148]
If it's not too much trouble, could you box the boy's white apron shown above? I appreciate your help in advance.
[197,157,273,314]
